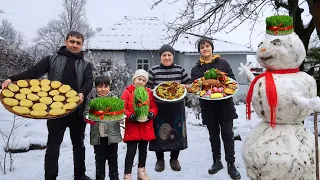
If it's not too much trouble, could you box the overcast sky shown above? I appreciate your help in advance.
[0,0,312,49]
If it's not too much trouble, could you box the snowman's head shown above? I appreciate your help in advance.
[256,15,306,70]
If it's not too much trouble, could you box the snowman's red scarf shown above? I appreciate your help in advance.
[246,68,299,128]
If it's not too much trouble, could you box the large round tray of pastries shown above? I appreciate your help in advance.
[0,79,81,119]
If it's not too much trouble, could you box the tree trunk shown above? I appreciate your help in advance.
[307,0,320,40]
[304,1,320,96]
[287,0,315,70]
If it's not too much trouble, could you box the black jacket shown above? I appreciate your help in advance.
[190,57,238,121]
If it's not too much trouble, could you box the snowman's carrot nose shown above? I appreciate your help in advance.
[260,48,267,52]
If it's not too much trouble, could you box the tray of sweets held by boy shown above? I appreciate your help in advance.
[187,68,239,100]
[85,97,126,124]
[153,81,187,103]
[0,79,81,119]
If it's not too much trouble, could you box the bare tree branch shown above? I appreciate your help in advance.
[151,0,164,9]
[0,115,26,174]
[34,0,95,53]
[0,20,24,50]
[150,0,320,72]
[0,22,34,79]
[152,0,319,55]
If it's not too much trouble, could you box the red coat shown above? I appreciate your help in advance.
[121,84,158,142]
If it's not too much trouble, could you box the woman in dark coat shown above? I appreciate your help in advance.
[147,44,190,172]
[190,38,241,179]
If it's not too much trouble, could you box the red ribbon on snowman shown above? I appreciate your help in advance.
[246,68,299,128]
[266,23,293,35]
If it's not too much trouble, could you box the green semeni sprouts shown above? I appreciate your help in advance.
[88,97,124,121]
[134,86,149,121]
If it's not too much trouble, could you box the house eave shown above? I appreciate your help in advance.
[86,48,256,55]
[183,51,256,55]
[86,48,156,51]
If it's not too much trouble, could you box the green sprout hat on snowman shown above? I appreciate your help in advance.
[266,15,293,35]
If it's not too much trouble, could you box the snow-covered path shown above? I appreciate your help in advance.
[0,103,315,180]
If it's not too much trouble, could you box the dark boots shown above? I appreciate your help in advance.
[95,176,105,180]
[155,159,181,172]
[109,172,119,180]
[155,159,165,172]
[208,160,241,179]
[169,159,181,171]
[227,163,241,179]
[208,159,223,174]
[74,175,92,180]
[96,162,119,180]
[96,172,119,180]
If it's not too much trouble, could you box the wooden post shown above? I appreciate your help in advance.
[314,112,319,180]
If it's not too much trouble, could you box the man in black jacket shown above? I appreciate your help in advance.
[1,31,93,180]
[190,38,241,179]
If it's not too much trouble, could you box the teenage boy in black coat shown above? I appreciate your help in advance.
[190,38,241,179]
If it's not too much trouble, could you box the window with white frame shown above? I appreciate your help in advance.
[106,59,112,71]
[136,58,149,71]
[100,58,112,74]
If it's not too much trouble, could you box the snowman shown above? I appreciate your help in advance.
[239,15,320,180]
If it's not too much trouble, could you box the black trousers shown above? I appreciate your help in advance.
[94,137,118,179]
[44,112,86,180]
[202,110,235,163]
[124,140,148,174]
[156,151,180,160]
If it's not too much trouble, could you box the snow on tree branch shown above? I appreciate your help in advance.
[0,20,24,50]
[0,20,34,80]
[106,61,133,97]
[85,50,133,97]
[0,41,35,80]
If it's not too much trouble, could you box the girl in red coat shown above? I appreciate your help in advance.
[121,69,158,180]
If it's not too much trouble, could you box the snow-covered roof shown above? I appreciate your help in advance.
[87,16,255,54]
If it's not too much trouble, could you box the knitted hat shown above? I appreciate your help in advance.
[266,15,294,35]
[132,69,149,82]
[159,44,175,56]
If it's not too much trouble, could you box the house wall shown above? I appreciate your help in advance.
[124,50,160,72]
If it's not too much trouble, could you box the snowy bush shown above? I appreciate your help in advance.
[0,41,35,80]
[84,50,102,78]
[185,94,201,120]
[185,94,198,108]
[105,60,132,97]
[85,50,133,97]
[234,94,247,105]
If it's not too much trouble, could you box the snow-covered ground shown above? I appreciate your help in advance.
[0,103,317,180]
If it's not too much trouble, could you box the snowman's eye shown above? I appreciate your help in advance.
[271,39,281,45]
[258,42,263,47]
